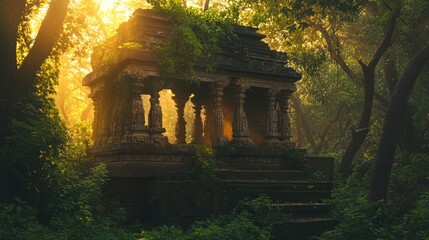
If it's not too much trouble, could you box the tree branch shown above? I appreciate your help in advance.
[307,17,390,109]
[306,17,359,83]
[368,7,400,69]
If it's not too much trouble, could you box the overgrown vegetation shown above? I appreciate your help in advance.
[319,154,429,240]
[0,98,136,239]
[140,195,289,240]
[191,145,217,182]
[148,0,235,82]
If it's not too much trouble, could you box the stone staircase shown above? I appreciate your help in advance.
[103,145,336,239]
[217,167,336,240]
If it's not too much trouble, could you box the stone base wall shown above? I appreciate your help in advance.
[95,144,334,226]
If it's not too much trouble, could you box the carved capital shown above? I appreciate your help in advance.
[234,78,250,92]
[120,65,150,81]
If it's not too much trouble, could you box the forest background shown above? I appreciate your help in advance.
[0,0,428,239]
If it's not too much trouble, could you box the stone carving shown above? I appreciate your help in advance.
[265,88,280,146]
[120,65,149,82]
[209,78,229,146]
[127,87,149,143]
[172,89,190,144]
[231,78,253,146]
[191,95,204,144]
[278,90,293,147]
[131,91,145,129]
[148,79,168,143]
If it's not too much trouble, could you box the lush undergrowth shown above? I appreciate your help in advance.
[319,154,429,240]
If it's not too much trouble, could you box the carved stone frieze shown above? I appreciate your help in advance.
[119,64,150,82]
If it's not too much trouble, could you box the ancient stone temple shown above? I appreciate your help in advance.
[84,9,335,239]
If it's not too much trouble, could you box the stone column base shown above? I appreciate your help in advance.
[231,137,254,147]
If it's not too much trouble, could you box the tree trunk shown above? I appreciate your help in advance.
[0,0,26,140]
[339,8,399,178]
[203,0,210,11]
[340,65,374,177]
[0,0,70,141]
[368,41,429,202]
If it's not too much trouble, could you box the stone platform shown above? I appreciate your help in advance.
[95,144,335,239]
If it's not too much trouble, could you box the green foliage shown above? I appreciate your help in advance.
[319,200,398,240]
[389,154,429,214]
[141,213,268,240]
[142,225,184,240]
[284,149,308,169]
[191,145,217,182]
[0,75,134,240]
[214,144,235,157]
[0,198,137,240]
[0,198,49,240]
[148,0,235,82]
[188,214,269,240]
[400,192,429,239]
[320,155,429,240]
[320,160,396,239]
[0,126,137,239]
[140,196,289,240]
[234,195,291,231]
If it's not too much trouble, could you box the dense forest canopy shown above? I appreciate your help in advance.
[0,0,428,239]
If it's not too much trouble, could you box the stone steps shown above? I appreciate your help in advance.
[221,180,333,191]
[217,169,306,181]
[271,202,331,218]
[216,169,335,239]
[272,218,337,240]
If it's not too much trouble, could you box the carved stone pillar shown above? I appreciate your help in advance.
[148,79,168,143]
[265,88,280,146]
[278,90,293,147]
[191,94,204,144]
[127,83,149,142]
[231,78,253,146]
[209,78,229,146]
[202,96,213,145]
[172,89,190,144]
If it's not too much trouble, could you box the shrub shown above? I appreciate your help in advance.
[191,145,217,182]
[234,195,291,231]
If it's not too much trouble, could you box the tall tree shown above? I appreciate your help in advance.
[368,41,429,201]
[339,8,400,178]
[0,0,70,140]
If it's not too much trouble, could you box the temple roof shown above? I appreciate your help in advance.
[84,9,301,87]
